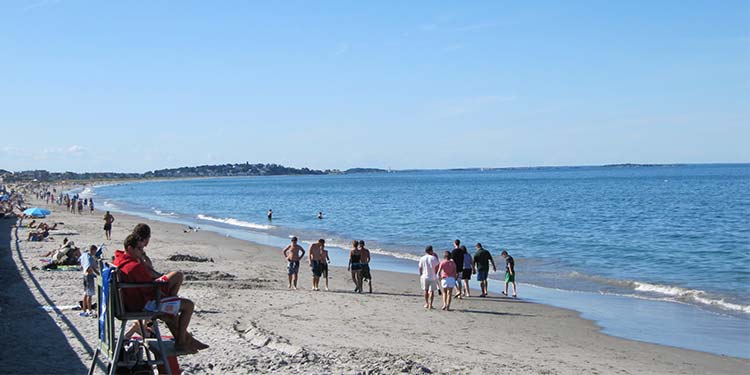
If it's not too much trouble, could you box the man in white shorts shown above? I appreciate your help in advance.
[418,245,440,309]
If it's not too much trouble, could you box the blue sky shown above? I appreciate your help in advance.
[1,1,748,172]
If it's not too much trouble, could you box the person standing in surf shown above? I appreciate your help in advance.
[501,250,517,298]
[103,211,115,240]
[473,243,496,297]
[282,237,305,289]
[267,209,273,221]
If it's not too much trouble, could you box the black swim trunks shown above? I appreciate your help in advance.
[461,269,472,280]
[311,260,323,277]
[361,264,371,280]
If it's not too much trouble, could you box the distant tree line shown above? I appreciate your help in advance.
[0,163,387,182]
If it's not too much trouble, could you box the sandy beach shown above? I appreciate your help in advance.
[0,191,748,375]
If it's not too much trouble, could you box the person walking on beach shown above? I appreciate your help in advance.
[460,245,473,297]
[89,198,94,213]
[308,239,326,291]
[437,251,458,311]
[103,211,115,240]
[321,242,330,291]
[348,240,364,293]
[359,240,373,293]
[501,250,517,298]
[418,246,440,309]
[267,209,273,221]
[77,199,83,214]
[282,237,305,289]
[451,239,464,299]
[473,243,496,297]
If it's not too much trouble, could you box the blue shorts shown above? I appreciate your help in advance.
[477,270,489,282]
[287,261,300,275]
[83,274,96,296]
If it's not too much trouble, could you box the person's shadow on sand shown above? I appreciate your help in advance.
[0,218,88,374]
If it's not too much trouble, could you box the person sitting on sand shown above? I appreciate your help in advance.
[42,243,81,270]
[418,246,440,309]
[43,237,68,258]
[473,243,496,297]
[28,219,37,228]
[437,251,458,311]
[114,234,208,354]
[308,239,326,291]
[348,240,364,293]
[27,228,50,241]
[103,211,114,240]
[359,240,373,293]
[282,236,305,289]
[501,250,517,298]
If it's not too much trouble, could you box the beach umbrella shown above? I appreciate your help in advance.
[23,207,51,217]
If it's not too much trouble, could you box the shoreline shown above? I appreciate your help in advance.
[84,180,750,359]
[4,186,737,373]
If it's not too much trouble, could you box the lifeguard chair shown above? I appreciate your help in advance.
[87,263,178,375]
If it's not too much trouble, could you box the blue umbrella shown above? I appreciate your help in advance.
[23,207,51,218]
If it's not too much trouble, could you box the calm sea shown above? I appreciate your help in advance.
[90,163,750,355]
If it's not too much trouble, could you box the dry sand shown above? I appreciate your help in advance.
[0,193,748,374]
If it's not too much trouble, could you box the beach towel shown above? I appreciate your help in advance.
[99,266,112,342]
[144,297,181,316]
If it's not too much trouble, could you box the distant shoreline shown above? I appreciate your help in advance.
[4,162,748,184]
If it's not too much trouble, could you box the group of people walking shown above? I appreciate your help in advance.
[281,236,517,311]
[419,240,516,311]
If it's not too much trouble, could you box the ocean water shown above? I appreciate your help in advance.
[89,163,750,357]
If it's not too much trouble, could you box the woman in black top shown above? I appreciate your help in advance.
[348,240,364,293]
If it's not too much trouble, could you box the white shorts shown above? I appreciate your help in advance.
[441,277,456,289]
[420,277,439,292]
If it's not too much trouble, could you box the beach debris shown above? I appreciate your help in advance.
[166,254,214,263]
[183,270,234,281]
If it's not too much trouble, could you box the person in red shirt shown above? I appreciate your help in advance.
[114,233,208,353]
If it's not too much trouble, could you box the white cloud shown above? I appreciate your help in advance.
[334,42,350,56]
[21,0,62,13]
[67,145,85,154]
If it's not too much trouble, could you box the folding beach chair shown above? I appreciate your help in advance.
[88,262,175,375]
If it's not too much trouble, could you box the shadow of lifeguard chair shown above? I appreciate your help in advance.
[88,263,178,375]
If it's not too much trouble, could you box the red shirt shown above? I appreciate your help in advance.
[113,249,154,311]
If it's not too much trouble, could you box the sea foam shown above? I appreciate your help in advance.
[197,214,274,230]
